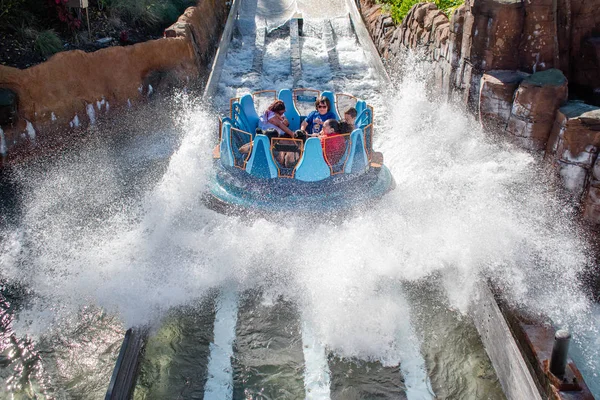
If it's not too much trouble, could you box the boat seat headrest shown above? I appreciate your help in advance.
[345,129,369,174]
[245,134,278,179]
[278,89,301,131]
[321,91,339,120]
[294,137,331,182]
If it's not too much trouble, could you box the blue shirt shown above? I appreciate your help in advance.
[305,111,337,135]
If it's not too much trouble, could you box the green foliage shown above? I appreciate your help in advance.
[102,0,196,29]
[34,29,63,57]
[378,0,463,24]
[0,0,25,22]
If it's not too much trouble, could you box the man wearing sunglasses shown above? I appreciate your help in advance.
[300,96,337,137]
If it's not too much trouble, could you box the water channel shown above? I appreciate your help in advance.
[0,0,599,398]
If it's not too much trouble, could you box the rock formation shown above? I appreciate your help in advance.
[359,0,600,227]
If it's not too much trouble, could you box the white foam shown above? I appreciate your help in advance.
[86,104,96,125]
[203,288,238,400]
[25,120,36,140]
[302,320,331,399]
[0,126,6,155]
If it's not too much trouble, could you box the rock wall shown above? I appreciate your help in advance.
[0,0,228,162]
[359,0,600,227]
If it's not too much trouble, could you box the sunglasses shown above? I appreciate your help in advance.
[317,105,327,109]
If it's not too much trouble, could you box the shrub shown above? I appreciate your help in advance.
[0,0,25,20]
[379,0,464,24]
[34,29,63,57]
[103,0,195,29]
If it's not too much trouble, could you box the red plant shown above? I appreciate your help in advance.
[48,0,82,31]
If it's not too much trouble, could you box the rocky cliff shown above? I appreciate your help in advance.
[359,0,600,227]
[0,0,228,162]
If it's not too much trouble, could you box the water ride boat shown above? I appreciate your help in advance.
[205,89,395,215]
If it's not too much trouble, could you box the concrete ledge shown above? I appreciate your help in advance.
[471,282,544,400]
[105,327,148,400]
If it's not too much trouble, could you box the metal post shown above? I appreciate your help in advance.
[549,329,571,378]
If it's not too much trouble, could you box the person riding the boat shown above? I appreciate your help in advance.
[258,100,297,138]
[344,107,357,127]
[320,119,346,165]
[301,97,337,136]
[339,120,353,134]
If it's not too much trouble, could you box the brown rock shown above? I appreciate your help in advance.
[518,0,558,72]
[546,102,600,163]
[568,0,600,85]
[424,10,445,31]
[461,0,524,72]
[505,69,568,151]
[575,37,600,94]
[479,70,529,132]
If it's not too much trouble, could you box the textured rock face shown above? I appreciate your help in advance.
[0,0,228,159]
[505,69,568,151]
[576,38,600,98]
[359,0,600,226]
[518,0,557,72]
[545,102,600,212]
[479,70,529,132]
[463,0,524,71]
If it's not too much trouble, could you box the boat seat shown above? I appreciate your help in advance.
[220,121,252,168]
[245,134,278,179]
[231,94,260,136]
[355,99,367,123]
[355,107,372,129]
[278,89,301,131]
[321,91,340,120]
[329,136,351,174]
[344,129,369,174]
[220,121,234,167]
[294,137,331,182]
[240,94,260,136]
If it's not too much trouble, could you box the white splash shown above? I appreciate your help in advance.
[127,99,132,108]
[96,98,106,111]
[86,104,96,125]
[148,85,154,96]
[51,112,57,121]
[70,114,80,128]
[0,126,7,155]
[25,120,36,140]
[203,288,238,400]
[105,101,110,112]
[302,319,331,399]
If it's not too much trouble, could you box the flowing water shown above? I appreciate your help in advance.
[1,0,599,398]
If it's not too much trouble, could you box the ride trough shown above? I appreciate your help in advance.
[205,88,395,215]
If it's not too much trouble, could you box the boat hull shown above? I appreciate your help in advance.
[203,161,395,216]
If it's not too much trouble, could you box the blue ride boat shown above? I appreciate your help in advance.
[205,88,395,215]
